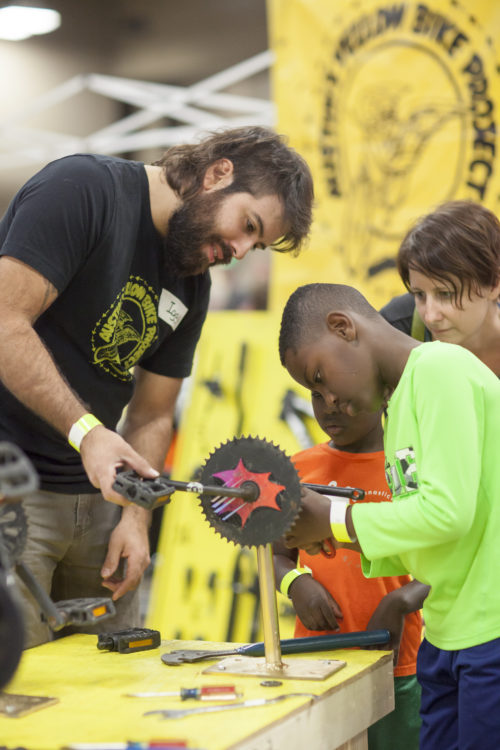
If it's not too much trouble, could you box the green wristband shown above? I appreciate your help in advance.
[279,566,312,598]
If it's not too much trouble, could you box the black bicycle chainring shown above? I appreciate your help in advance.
[198,436,301,547]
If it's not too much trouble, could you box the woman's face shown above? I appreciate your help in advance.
[408,268,500,347]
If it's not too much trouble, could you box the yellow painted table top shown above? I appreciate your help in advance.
[0,635,393,750]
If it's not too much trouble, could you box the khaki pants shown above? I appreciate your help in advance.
[15,490,141,648]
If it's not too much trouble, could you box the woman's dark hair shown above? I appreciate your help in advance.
[153,126,314,254]
[397,200,500,306]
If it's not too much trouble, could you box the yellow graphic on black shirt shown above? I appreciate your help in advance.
[91,276,159,381]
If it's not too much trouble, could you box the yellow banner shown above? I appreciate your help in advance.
[268,0,500,310]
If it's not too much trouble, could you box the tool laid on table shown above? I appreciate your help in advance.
[161,629,390,665]
[0,691,59,717]
[98,627,161,653]
[126,685,242,700]
[144,692,317,720]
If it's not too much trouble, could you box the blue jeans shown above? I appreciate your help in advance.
[14,490,140,648]
[417,636,500,749]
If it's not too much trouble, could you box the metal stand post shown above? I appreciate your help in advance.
[256,543,283,670]
[204,544,344,681]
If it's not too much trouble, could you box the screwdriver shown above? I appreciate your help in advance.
[126,685,242,701]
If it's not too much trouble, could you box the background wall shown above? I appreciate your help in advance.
[0,0,270,209]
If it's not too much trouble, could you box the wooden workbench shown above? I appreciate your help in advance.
[0,635,394,750]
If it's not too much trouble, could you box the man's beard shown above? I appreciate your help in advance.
[162,189,234,277]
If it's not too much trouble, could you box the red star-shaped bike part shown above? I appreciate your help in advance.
[213,459,285,528]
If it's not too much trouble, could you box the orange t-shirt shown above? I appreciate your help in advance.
[293,442,422,677]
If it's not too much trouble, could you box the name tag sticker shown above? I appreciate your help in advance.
[158,289,188,330]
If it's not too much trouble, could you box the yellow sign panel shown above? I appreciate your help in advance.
[268,0,500,310]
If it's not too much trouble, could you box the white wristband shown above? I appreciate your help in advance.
[68,414,102,453]
[329,498,357,543]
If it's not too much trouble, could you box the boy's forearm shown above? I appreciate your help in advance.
[273,555,296,588]
[272,543,298,590]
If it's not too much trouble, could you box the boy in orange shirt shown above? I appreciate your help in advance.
[273,401,423,750]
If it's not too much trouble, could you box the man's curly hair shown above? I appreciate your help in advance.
[154,126,314,254]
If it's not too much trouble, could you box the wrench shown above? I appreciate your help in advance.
[161,629,390,665]
[144,692,316,719]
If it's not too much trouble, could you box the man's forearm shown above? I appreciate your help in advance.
[0,316,90,437]
[120,412,174,473]
[118,367,181,473]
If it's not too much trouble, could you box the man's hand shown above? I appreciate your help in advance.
[289,574,343,631]
[80,426,159,505]
[100,504,151,600]
[284,488,332,549]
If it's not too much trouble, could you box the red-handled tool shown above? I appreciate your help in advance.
[126,685,242,700]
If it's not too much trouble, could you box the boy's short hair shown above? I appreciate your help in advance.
[398,200,500,306]
[154,126,314,255]
[279,283,379,364]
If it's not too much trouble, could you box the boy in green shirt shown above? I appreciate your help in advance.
[279,282,500,750]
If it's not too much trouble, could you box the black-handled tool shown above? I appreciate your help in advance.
[161,629,390,665]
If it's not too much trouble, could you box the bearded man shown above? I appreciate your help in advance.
[0,126,313,646]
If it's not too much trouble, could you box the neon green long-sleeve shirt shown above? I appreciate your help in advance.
[354,341,500,650]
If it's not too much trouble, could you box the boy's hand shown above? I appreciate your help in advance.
[366,590,406,665]
[284,487,332,549]
[300,539,337,557]
[289,574,343,631]
[367,580,429,665]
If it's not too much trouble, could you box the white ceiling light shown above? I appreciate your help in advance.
[0,5,61,41]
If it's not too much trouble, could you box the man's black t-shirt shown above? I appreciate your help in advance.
[0,154,211,492]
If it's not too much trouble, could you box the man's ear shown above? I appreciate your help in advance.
[202,158,234,191]
[326,311,357,341]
